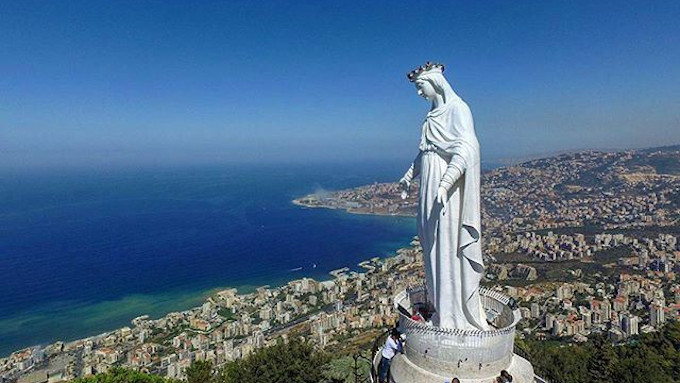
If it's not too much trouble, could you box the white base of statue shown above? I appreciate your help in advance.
[388,353,535,383]
[375,286,540,383]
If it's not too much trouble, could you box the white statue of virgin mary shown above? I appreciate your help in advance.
[400,63,488,330]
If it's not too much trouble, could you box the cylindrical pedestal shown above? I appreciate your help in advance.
[388,352,536,383]
[378,286,536,383]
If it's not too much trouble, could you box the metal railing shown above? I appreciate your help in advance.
[393,285,520,371]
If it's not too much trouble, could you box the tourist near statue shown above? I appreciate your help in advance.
[399,62,488,330]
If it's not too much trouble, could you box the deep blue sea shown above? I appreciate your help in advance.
[0,163,416,356]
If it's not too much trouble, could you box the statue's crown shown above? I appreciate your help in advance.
[407,62,445,82]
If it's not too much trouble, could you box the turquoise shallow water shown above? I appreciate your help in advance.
[0,163,416,356]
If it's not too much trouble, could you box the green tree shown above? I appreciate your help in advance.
[322,353,371,383]
[587,333,617,383]
[547,346,589,383]
[72,367,179,383]
[215,339,329,383]
[612,352,673,383]
[522,339,589,383]
[186,360,214,383]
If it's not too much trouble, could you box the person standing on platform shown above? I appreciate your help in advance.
[378,329,403,383]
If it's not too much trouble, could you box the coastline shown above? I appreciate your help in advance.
[1,201,414,359]
[292,194,417,218]
[1,252,404,359]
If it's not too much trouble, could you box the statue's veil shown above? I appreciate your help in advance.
[418,72,458,105]
[417,71,476,153]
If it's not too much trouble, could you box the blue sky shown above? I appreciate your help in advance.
[1,1,679,168]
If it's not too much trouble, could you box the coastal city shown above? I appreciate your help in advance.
[4,0,680,381]
[2,242,426,383]
[3,147,680,383]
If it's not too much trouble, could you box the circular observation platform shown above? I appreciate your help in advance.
[375,285,536,382]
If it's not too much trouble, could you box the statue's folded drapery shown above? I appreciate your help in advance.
[406,72,488,330]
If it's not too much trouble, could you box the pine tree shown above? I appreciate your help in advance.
[186,360,214,383]
[587,333,616,383]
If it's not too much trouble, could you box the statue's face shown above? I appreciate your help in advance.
[415,79,437,101]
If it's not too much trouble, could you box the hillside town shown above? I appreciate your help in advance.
[299,148,679,230]
[481,149,680,233]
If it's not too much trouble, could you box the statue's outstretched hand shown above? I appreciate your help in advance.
[399,177,411,199]
[399,177,410,190]
[436,186,448,205]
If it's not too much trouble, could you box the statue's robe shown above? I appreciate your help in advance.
[414,91,488,331]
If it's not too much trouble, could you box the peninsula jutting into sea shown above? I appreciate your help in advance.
[3,146,680,382]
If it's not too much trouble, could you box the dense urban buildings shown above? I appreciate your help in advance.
[4,147,679,382]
